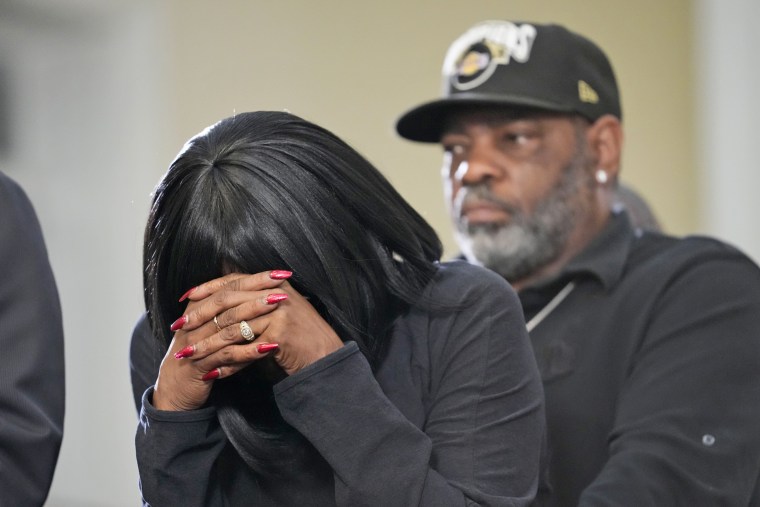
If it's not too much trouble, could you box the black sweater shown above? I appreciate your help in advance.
[522,211,760,506]
[131,261,546,506]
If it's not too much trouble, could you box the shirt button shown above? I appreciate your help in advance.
[702,434,716,446]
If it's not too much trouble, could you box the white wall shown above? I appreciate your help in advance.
[0,2,166,505]
[695,0,760,262]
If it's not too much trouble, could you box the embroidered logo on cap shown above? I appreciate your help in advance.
[444,21,538,91]
[578,80,599,104]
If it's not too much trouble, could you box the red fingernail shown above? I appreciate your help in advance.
[265,293,289,304]
[174,345,194,359]
[257,343,279,354]
[201,369,220,381]
[269,270,292,280]
[178,287,197,302]
[170,315,188,332]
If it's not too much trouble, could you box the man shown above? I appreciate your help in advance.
[396,20,760,506]
[0,170,65,506]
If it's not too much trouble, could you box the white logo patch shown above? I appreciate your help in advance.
[444,21,538,91]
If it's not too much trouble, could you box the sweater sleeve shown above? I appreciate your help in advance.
[0,173,65,507]
[129,313,166,414]
[579,253,760,505]
[274,266,545,506]
[130,315,230,506]
[135,388,229,507]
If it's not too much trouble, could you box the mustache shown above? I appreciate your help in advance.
[458,184,519,216]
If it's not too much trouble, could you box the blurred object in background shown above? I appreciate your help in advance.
[614,184,661,232]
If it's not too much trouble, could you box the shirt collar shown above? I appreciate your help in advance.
[527,209,635,292]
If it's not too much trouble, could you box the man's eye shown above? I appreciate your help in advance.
[505,133,530,144]
[445,145,466,155]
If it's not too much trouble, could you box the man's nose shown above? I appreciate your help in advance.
[459,142,503,186]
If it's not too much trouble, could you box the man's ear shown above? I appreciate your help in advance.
[587,114,623,182]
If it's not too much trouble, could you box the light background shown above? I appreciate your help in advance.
[0,1,757,505]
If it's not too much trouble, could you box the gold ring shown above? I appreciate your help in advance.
[240,320,255,341]
[213,315,222,332]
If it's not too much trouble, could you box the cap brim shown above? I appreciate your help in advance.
[395,93,574,143]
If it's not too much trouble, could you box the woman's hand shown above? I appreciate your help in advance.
[152,270,343,412]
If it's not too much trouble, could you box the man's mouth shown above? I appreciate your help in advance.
[460,201,511,225]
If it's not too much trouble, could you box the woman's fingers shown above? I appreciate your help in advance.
[154,332,279,411]
[169,288,287,333]
[177,270,292,302]
[174,288,288,334]
[198,352,273,382]
[213,291,290,329]
[177,316,271,360]
[193,341,280,379]
[170,280,291,335]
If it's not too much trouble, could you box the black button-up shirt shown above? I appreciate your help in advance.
[521,210,760,506]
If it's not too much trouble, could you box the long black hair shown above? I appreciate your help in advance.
[142,111,442,484]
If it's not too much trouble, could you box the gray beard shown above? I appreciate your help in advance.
[454,156,592,283]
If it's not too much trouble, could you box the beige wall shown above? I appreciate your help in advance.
[163,0,695,257]
[0,2,696,505]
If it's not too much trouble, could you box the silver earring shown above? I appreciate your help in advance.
[595,169,608,184]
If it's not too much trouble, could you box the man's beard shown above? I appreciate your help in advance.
[453,152,594,283]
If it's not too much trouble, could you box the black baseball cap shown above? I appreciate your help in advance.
[396,21,622,143]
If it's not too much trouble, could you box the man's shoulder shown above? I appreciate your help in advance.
[0,169,19,190]
[633,230,755,264]
[433,260,517,295]
[411,260,522,317]
[630,231,760,277]
[0,171,33,215]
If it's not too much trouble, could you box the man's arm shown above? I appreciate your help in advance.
[0,172,65,507]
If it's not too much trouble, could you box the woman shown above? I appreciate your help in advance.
[131,111,545,506]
